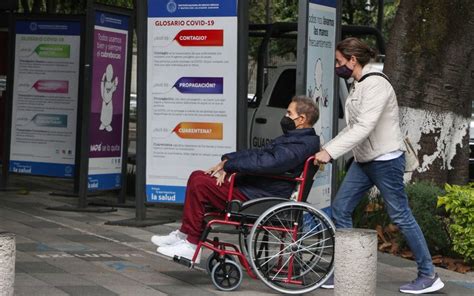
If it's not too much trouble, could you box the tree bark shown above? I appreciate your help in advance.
[32,0,43,13]
[46,0,56,13]
[20,0,30,13]
[384,0,474,185]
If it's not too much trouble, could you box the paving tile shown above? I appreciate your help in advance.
[102,233,143,242]
[118,271,183,285]
[16,242,57,252]
[161,270,213,285]
[21,221,63,229]
[45,258,111,274]
[103,285,168,296]
[83,242,140,252]
[16,261,66,274]
[16,250,44,262]
[13,286,69,296]
[95,260,154,273]
[14,272,49,287]
[56,285,119,296]
[30,272,96,286]
[150,285,218,296]
[12,234,37,244]
[47,242,95,252]
[378,252,417,268]
[54,251,121,262]
[59,234,109,243]
[79,272,143,287]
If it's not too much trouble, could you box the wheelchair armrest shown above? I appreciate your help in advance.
[225,155,317,202]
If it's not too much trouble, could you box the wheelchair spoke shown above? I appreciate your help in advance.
[294,224,328,245]
[254,239,295,246]
[261,224,289,244]
[248,203,336,294]
[274,211,295,241]
[292,253,324,279]
[271,253,293,281]
[298,237,333,252]
[299,247,331,264]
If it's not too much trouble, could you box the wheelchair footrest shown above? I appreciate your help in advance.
[173,255,193,268]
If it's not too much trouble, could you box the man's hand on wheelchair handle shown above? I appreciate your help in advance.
[314,149,332,165]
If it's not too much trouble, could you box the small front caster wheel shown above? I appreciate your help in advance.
[210,259,243,291]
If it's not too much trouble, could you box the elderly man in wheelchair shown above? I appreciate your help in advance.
[151,96,335,293]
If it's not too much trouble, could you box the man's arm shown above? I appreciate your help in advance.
[223,143,304,175]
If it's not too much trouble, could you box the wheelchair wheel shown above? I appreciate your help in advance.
[247,202,335,294]
[211,259,243,291]
[206,252,234,275]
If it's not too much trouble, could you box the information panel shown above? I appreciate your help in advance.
[146,0,238,203]
[10,20,81,177]
[88,11,129,191]
[305,0,336,210]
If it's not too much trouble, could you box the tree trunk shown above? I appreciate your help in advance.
[32,0,43,13]
[20,0,30,13]
[384,0,474,185]
[46,0,56,13]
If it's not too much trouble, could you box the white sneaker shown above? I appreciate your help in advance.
[157,240,201,264]
[151,230,186,247]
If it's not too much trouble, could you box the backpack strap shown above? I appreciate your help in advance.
[358,72,391,85]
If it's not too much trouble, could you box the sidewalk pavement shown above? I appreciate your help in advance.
[0,176,473,296]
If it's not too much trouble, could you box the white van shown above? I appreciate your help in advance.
[247,64,350,150]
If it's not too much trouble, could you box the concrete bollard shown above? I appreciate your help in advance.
[335,228,377,296]
[0,232,15,296]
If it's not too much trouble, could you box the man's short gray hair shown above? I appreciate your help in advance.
[292,96,319,126]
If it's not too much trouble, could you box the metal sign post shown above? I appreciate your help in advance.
[50,3,133,213]
[296,0,339,214]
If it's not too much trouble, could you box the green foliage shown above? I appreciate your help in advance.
[353,181,453,257]
[405,182,451,255]
[352,194,391,230]
[19,0,133,14]
[438,183,474,263]
[341,0,399,49]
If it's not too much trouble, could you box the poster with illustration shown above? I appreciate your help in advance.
[88,11,129,191]
[146,0,238,203]
[305,0,336,210]
[9,19,81,177]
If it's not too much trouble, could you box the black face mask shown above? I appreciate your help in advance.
[335,64,353,79]
[280,116,298,134]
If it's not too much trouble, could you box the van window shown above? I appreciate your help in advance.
[268,69,296,108]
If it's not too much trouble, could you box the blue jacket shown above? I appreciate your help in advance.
[222,128,320,199]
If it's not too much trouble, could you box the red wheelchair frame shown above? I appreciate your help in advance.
[173,156,335,293]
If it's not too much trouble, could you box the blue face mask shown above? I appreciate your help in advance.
[335,64,353,79]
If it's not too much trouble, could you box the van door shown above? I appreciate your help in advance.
[250,68,296,148]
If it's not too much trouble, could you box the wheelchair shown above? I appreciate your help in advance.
[173,156,335,294]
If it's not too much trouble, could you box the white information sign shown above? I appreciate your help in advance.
[10,20,81,177]
[146,0,238,203]
[305,0,337,211]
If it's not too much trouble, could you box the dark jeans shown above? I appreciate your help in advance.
[332,154,434,277]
